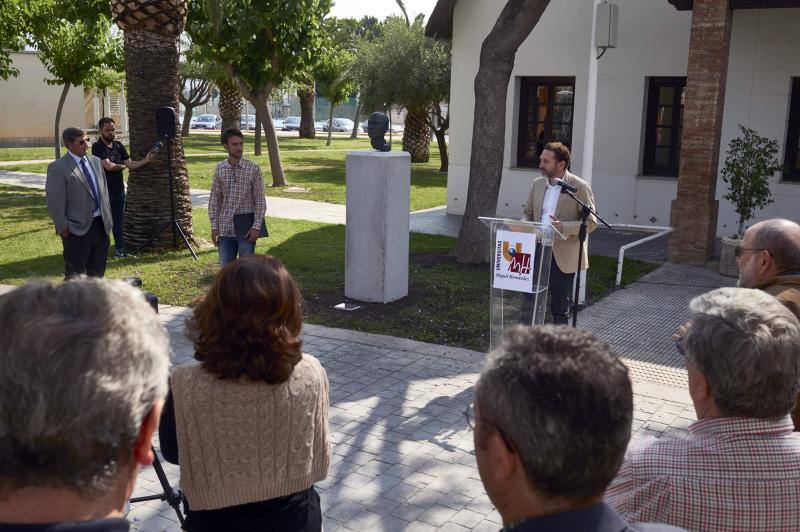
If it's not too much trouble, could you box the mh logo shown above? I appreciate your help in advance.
[502,241,532,275]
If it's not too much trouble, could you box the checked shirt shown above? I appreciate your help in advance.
[209,158,267,238]
[605,416,800,531]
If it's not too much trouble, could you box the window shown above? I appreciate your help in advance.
[516,77,575,168]
[784,78,800,182]
[643,77,686,177]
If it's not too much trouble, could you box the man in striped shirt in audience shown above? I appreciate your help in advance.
[605,287,800,531]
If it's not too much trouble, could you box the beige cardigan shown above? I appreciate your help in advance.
[170,354,330,510]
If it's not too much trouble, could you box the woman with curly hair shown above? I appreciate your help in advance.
[159,255,330,531]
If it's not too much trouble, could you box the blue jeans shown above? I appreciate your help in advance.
[109,191,125,252]
[218,236,255,267]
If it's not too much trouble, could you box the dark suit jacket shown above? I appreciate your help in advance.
[45,152,112,236]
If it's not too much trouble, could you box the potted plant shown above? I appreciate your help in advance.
[718,125,783,277]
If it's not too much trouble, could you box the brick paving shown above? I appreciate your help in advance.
[127,284,705,531]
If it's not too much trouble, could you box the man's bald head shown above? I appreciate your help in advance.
[748,219,800,273]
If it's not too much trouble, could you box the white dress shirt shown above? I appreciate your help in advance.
[68,151,101,216]
[540,179,562,227]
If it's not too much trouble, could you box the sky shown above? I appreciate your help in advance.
[329,0,437,22]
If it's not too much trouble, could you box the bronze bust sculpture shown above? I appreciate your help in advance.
[367,112,391,152]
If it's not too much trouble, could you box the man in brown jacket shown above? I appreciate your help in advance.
[736,218,800,428]
[522,142,597,324]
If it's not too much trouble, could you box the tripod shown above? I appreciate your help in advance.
[129,446,186,527]
[559,188,611,328]
[133,136,198,260]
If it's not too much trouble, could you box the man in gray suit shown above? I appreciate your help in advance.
[46,127,113,279]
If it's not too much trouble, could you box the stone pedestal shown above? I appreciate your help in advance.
[345,151,410,303]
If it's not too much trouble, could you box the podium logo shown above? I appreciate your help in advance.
[502,241,532,275]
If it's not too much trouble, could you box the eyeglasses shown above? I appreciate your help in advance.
[734,247,769,258]
[464,402,514,452]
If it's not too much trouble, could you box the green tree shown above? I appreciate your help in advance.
[359,16,450,167]
[722,125,783,237]
[0,0,26,80]
[187,0,331,186]
[179,45,214,137]
[25,1,122,159]
[314,44,357,146]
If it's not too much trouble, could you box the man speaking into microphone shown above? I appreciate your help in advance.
[522,142,597,324]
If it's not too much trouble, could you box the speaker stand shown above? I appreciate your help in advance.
[133,137,198,260]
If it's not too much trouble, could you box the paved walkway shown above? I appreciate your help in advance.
[126,292,699,532]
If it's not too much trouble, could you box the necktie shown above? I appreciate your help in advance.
[79,158,100,213]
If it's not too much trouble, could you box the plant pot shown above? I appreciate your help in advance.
[719,236,741,278]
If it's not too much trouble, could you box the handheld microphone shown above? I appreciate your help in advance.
[555,179,577,193]
[152,141,163,153]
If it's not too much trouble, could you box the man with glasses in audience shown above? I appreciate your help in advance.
[468,325,681,531]
[606,287,800,531]
[735,218,800,429]
[735,218,800,318]
[0,278,170,530]
[46,127,113,278]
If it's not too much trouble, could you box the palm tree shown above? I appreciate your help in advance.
[402,107,431,162]
[111,0,193,250]
[218,77,243,131]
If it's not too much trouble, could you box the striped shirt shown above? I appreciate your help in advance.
[605,416,800,531]
[209,158,267,237]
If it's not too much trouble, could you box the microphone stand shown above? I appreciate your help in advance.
[558,186,612,328]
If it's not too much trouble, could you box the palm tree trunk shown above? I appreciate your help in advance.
[53,82,70,160]
[402,107,431,163]
[298,83,316,139]
[121,29,193,251]
[219,82,242,131]
[351,98,362,139]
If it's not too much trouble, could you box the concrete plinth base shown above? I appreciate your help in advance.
[345,151,410,303]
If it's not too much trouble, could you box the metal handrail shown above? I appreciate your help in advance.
[614,224,673,287]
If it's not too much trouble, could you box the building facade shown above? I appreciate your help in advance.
[428,0,800,262]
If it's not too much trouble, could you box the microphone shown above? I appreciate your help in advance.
[555,179,577,193]
[152,141,163,153]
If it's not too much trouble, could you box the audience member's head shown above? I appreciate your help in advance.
[0,279,170,524]
[681,287,800,420]
[472,325,632,523]
[186,255,303,384]
[737,218,800,289]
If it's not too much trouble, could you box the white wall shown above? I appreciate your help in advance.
[445,1,800,237]
[0,51,86,146]
[715,8,800,236]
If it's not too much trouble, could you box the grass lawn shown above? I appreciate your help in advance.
[0,184,658,351]
[0,133,447,211]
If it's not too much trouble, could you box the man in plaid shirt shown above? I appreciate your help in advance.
[606,287,800,531]
[209,128,267,266]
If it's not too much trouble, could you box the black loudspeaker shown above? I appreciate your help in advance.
[155,107,177,139]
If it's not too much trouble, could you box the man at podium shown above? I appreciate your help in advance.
[522,142,597,324]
